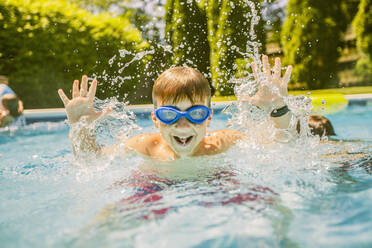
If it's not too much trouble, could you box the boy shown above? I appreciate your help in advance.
[58,55,293,160]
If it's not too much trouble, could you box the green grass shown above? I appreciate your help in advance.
[211,86,372,114]
[211,86,372,102]
[289,86,372,96]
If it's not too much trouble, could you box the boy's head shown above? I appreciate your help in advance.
[152,67,211,108]
[151,67,212,157]
[2,94,22,117]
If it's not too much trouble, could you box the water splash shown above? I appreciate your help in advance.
[69,97,141,162]
[117,50,155,74]
[223,1,318,147]
[92,42,174,101]
[86,0,320,155]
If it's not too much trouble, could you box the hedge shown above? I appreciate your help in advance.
[353,0,372,83]
[165,0,265,96]
[0,0,148,108]
[281,0,345,89]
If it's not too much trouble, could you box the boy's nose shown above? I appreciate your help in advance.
[175,117,190,128]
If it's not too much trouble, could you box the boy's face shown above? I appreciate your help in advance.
[152,97,212,157]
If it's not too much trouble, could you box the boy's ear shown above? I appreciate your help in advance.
[151,111,159,128]
[206,109,213,127]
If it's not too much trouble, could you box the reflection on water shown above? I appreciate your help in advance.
[62,137,371,248]
[1,105,371,247]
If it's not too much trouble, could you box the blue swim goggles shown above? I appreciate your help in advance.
[154,105,211,125]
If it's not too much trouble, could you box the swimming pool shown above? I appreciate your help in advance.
[1,104,371,247]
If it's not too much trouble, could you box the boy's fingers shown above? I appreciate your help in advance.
[262,55,271,79]
[72,80,79,98]
[80,75,88,97]
[88,79,97,101]
[251,62,259,81]
[283,65,293,85]
[58,89,70,106]
[273,57,281,81]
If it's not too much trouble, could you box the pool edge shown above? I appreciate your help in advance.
[23,93,372,124]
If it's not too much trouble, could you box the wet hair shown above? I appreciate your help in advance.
[152,67,211,108]
[2,95,21,117]
[297,114,336,137]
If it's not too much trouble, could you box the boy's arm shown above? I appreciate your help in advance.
[58,75,105,156]
[101,134,151,157]
[238,55,294,131]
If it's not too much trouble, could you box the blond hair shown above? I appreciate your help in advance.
[152,67,211,107]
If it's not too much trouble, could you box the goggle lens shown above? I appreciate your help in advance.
[188,108,209,121]
[157,109,178,122]
[155,105,211,125]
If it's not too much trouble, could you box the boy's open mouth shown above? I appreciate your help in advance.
[173,135,194,146]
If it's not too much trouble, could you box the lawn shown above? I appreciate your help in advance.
[212,86,372,102]
[211,86,372,114]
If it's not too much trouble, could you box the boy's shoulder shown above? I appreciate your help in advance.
[122,129,245,157]
[125,133,164,156]
[195,129,245,156]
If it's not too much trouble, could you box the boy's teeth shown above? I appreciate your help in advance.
[174,135,193,145]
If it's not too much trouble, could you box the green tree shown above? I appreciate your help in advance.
[0,0,147,108]
[165,0,264,96]
[165,0,210,80]
[341,0,360,24]
[69,0,120,12]
[262,0,286,45]
[281,0,345,89]
[207,0,265,95]
[70,0,167,96]
[353,0,372,82]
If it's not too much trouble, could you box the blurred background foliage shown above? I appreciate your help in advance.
[0,0,149,108]
[0,0,371,108]
[353,0,372,82]
[281,0,346,89]
[165,0,265,96]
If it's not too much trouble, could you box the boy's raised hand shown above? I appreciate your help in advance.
[244,55,292,113]
[58,75,101,124]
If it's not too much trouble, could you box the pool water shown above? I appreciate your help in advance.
[1,105,371,247]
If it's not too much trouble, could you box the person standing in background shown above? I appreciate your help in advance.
[0,76,16,100]
[0,75,25,127]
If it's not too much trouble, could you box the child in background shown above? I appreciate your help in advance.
[58,55,294,160]
[307,114,336,137]
[0,75,16,106]
[0,76,25,127]
[0,94,25,127]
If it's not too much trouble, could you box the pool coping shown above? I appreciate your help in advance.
[23,93,372,124]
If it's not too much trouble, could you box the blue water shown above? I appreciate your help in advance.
[0,105,371,248]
